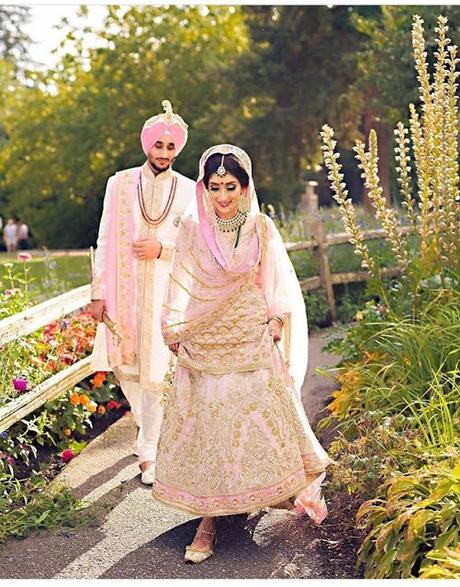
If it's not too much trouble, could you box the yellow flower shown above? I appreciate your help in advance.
[354,310,364,321]
[87,401,98,413]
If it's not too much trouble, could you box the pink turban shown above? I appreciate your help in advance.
[140,100,188,156]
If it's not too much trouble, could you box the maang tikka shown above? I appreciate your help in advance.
[216,155,227,177]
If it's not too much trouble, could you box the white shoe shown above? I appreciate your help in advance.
[184,529,216,564]
[140,463,155,485]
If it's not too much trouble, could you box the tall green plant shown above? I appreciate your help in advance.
[321,15,460,316]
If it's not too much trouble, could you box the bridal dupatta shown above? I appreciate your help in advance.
[161,144,309,394]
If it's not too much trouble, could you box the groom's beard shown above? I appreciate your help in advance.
[148,157,176,175]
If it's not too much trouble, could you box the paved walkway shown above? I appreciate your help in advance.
[0,328,356,580]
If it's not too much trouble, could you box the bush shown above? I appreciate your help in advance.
[318,14,460,579]
[356,460,460,578]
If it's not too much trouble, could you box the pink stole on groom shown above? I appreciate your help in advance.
[104,167,141,367]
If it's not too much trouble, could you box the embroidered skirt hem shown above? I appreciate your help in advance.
[152,465,325,517]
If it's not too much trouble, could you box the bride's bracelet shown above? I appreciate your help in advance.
[270,315,285,327]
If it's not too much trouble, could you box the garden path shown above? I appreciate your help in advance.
[0,327,363,580]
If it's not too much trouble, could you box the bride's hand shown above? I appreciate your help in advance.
[169,342,180,355]
[268,319,282,343]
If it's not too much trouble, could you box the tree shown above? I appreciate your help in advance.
[0,5,249,247]
[349,5,460,209]
[211,5,379,210]
[0,6,31,66]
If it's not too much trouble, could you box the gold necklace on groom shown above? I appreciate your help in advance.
[137,175,178,226]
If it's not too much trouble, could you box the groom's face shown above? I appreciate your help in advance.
[148,133,176,172]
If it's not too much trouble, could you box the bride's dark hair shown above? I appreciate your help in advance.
[203,153,250,188]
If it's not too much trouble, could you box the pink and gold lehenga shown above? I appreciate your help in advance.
[151,145,332,523]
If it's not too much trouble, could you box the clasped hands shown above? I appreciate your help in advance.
[132,238,162,261]
[168,318,283,355]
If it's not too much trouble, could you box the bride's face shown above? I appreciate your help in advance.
[208,172,244,220]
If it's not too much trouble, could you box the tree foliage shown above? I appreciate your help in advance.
[350,5,460,126]
[0,5,248,246]
[0,6,31,65]
[1,5,460,247]
[213,5,379,209]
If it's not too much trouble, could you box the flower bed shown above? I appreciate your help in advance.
[0,256,127,543]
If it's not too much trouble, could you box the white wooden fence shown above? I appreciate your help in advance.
[0,201,410,431]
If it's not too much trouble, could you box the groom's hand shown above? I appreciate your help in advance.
[132,238,162,260]
[89,299,106,322]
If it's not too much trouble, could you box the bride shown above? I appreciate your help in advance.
[152,144,332,563]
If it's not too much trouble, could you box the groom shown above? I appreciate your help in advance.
[89,100,195,484]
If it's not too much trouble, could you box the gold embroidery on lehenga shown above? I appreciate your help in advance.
[188,246,217,276]
[152,367,327,516]
[176,278,273,374]
[162,305,182,313]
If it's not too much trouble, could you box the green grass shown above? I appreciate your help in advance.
[0,472,90,543]
[0,254,89,303]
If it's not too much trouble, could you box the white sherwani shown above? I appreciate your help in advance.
[91,161,195,462]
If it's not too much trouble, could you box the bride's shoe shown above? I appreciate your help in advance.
[184,528,217,564]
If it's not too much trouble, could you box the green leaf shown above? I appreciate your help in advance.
[374,549,397,578]
[433,526,458,550]
[406,509,437,542]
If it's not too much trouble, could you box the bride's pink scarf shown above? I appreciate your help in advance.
[104,168,140,365]
[196,181,228,270]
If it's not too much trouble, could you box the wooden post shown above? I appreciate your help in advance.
[301,180,337,322]
[311,218,337,323]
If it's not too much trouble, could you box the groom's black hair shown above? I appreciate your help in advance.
[203,153,250,188]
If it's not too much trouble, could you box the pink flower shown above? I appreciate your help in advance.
[4,288,20,296]
[61,449,75,463]
[107,400,122,410]
[17,252,32,261]
[12,377,29,393]
[6,455,15,466]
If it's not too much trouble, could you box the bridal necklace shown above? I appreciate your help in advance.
[215,209,247,249]
[215,209,247,233]
[137,174,177,226]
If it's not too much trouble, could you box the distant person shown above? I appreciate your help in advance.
[17,222,30,250]
[3,218,18,253]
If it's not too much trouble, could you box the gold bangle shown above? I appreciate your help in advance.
[271,315,285,327]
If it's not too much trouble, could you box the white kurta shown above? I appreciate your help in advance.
[91,163,196,391]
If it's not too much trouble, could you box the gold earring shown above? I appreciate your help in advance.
[238,191,249,214]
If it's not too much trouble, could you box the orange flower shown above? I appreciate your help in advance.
[97,405,106,415]
[90,372,106,388]
[79,394,90,407]
[63,428,72,437]
[70,393,81,406]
